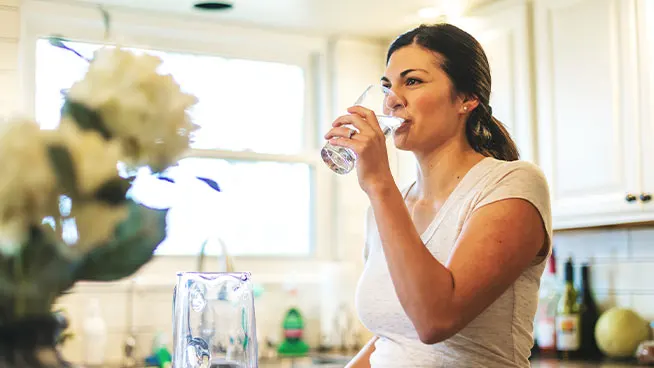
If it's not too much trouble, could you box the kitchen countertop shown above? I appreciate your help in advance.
[258,356,654,368]
[530,358,652,367]
[259,354,352,368]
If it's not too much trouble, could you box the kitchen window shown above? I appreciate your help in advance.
[34,38,320,257]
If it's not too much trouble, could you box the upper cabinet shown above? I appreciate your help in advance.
[636,0,654,217]
[455,0,537,163]
[458,0,654,229]
[409,0,654,230]
[533,0,651,229]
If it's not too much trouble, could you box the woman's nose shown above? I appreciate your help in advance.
[384,91,405,115]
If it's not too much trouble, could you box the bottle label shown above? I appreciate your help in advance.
[536,318,556,349]
[556,315,580,351]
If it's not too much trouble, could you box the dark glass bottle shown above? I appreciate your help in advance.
[578,263,602,360]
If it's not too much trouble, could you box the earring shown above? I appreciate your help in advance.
[463,106,468,112]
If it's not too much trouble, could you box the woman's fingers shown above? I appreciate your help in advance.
[324,126,361,141]
[331,114,370,135]
[328,134,363,153]
[347,106,383,135]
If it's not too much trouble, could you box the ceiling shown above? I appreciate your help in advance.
[47,0,496,39]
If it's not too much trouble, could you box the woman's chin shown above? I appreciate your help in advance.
[392,134,411,151]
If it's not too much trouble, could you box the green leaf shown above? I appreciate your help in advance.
[19,226,77,296]
[61,100,113,140]
[99,5,111,40]
[73,200,167,282]
[47,35,90,63]
[95,178,131,205]
[47,144,78,196]
[0,226,77,320]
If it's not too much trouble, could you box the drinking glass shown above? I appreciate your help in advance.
[173,272,258,368]
[320,84,407,174]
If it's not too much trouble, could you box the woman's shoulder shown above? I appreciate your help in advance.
[471,157,552,216]
[484,158,549,187]
[474,157,552,227]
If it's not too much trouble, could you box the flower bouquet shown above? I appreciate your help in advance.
[0,36,215,367]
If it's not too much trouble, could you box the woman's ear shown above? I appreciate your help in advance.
[459,96,480,114]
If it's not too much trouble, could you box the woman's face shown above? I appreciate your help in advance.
[382,44,472,153]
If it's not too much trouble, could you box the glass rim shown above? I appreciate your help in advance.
[176,271,251,279]
[356,83,406,111]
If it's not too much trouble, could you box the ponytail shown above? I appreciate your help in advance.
[465,103,519,161]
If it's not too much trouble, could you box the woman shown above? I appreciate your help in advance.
[324,23,552,367]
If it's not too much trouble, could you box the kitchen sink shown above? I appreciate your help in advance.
[311,355,351,365]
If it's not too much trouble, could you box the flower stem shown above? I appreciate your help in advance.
[13,251,25,319]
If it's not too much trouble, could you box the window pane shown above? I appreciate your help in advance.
[35,41,103,129]
[35,39,315,257]
[129,158,313,256]
[34,39,306,154]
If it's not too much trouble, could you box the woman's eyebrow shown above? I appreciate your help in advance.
[381,68,428,83]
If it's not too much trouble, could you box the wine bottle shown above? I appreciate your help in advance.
[534,249,560,357]
[578,263,602,360]
[556,257,580,360]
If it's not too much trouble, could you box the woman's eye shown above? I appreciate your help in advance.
[406,78,421,86]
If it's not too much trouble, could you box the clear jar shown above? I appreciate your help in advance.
[172,272,258,367]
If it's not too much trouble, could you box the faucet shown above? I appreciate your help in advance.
[196,235,234,356]
[197,235,233,273]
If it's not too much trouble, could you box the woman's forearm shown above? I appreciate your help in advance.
[367,184,456,342]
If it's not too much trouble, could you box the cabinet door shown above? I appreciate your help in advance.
[534,0,642,229]
[637,0,654,211]
[455,0,537,163]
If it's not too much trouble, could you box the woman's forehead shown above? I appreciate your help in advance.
[385,45,443,78]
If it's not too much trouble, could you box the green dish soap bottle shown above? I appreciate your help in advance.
[277,307,310,357]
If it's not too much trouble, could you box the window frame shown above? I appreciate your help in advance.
[20,0,336,260]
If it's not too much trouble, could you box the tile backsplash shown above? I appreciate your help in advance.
[552,226,654,321]
[53,257,368,365]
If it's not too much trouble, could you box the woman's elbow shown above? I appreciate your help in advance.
[415,318,460,345]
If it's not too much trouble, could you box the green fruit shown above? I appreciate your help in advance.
[595,307,650,358]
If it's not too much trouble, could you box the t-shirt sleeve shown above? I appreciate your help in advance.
[474,161,553,250]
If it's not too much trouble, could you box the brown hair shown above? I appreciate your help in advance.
[387,23,519,161]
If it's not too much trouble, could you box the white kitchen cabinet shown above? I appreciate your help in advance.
[455,0,537,163]
[534,0,646,229]
[637,0,654,215]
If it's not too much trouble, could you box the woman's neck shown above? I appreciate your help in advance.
[413,139,487,202]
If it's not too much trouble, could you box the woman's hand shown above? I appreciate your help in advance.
[324,106,395,194]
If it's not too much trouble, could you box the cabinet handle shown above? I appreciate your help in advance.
[626,193,637,202]
[640,193,652,202]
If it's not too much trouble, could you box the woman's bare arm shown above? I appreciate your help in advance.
[367,183,545,344]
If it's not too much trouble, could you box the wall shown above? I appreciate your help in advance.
[0,0,21,118]
[553,226,654,321]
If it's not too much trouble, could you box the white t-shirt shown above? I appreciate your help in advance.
[355,157,553,368]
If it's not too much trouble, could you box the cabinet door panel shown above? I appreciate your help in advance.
[534,0,641,228]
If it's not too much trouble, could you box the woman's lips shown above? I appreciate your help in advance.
[395,120,411,133]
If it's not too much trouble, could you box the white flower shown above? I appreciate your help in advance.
[66,47,198,172]
[52,119,123,196]
[46,120,129,253]
[0,119,56,255]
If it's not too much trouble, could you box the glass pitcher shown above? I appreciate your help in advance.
[173,272,258,368]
